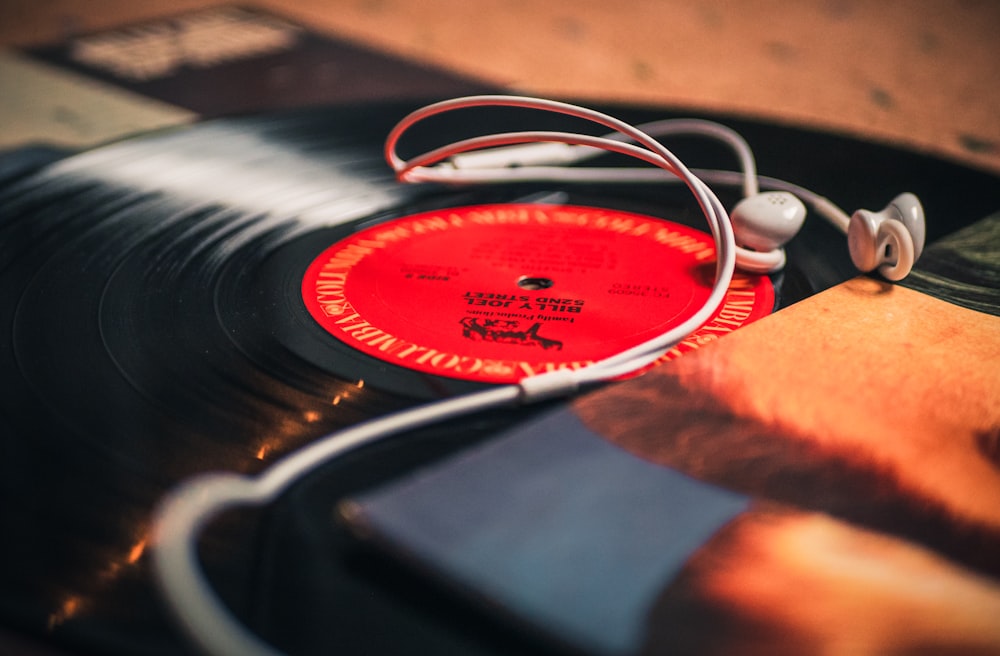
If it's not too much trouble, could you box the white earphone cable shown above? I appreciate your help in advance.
[151,95,850,656]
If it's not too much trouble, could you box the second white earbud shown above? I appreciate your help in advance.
[847,193,925,281]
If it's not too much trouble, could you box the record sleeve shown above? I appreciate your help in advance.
[1,100,999,656]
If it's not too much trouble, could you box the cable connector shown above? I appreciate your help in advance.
[518,368,580,403]
[449,142,592,170]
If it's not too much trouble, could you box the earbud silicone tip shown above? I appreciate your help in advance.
[875,219,916,281]
[734,245,787,273]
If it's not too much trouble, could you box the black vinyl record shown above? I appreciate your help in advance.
[1,101,999,656]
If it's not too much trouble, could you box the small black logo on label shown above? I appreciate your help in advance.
[460,318,563,350]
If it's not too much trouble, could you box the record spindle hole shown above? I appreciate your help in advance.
[517,276,554,291]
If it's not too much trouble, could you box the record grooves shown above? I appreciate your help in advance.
[2,101,1000,656]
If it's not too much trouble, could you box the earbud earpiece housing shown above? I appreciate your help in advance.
[847,193,925,281]
[731,191,806,273]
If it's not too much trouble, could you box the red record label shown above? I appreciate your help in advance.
[302,204,773,383]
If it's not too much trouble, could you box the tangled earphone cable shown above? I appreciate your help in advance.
[152,95,910,656]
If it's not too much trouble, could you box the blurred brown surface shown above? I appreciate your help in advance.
[0,0,998,172]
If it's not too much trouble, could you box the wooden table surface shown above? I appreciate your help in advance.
[1,0,997,175]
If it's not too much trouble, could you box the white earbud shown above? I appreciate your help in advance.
[730,191,807,273]
[847,193,925,281]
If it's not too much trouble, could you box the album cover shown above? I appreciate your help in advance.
[1,4,492,151]
[25,5,494,117]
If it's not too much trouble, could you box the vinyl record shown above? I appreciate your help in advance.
[2,100,999,656]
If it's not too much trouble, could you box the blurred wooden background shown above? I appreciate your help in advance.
[1,0,998,174]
